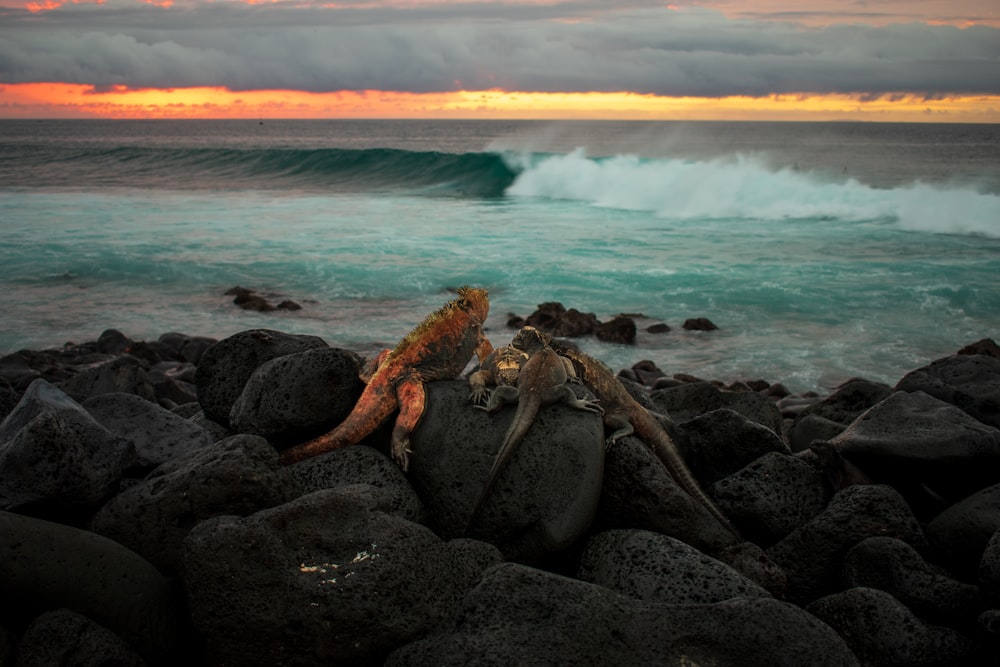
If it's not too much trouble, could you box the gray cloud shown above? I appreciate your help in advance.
[0,2,997,97]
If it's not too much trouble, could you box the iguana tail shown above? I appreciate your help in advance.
[280,377,399,464]
[633,409,741,540]
[467,399,541,531]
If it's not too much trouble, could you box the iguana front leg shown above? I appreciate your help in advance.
[603,413,634,451]
[391,378,427,471]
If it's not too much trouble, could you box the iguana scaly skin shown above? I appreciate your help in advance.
[467,326,602,531]
[468,344,528,405]
[516,332,741,540]
[280,286,494,469]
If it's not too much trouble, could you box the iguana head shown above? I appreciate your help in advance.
[457,286,490,322]
[511,325,550,354]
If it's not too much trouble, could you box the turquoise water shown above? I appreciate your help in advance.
[1,120,998,393]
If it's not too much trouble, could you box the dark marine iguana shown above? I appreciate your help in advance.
[468,343,529,406]
[280,286,494,470]
[467,326,602,531]
[513,329,741,540]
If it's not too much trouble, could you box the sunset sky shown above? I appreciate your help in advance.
[1,0,998,121]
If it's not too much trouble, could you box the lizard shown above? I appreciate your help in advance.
[513,329,741,541]
[280,286,494,470]
[466,325,603,532]
[467,343,529,406]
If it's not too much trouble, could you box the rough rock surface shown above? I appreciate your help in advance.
[182,486,502,666]
[89,434,299,572]
[387,562,859,667]
[577,529,771,603]
[194,329,328,427]
[230,346,364,446]
[896,353,1000,429]
[676,408,790,485]
[807,587,981,667]
[16,608,147,667]
[651,381,785,435]
[408,380,605,560]
[0,380,133,512]
[926,482,1000,579]
[83,391,213,468]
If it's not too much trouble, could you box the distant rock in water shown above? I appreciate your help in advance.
[511,301,719,344]
[224,286,302,313]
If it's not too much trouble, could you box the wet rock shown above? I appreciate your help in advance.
[90,434,299,573]
[926,482,1000,580]
[807,587,981,667]
[896,354,1000,429]
[577,529,771,604]
[409,381,605,560]
[96,328,133,355]
[17,608,147,667]
[230,347,364,447]
[712,451,830,546]
[595,316,636,344]
[387,562,858,666]
[958,338,1000,359]
[146,361,199,406]
[596,433,737,555]
[83,392,214,469]
[676,408,790,486]
[651,381,784,435]
[0,380,133,513]
[767,484,926,604]
[843,537,984,626]
[0,511,176,659]
[682,317,718,331]
[182,486,502,667]
[287,445,426,524]
[194,329,328,428]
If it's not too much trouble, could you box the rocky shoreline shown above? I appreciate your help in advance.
[1,325,999,666]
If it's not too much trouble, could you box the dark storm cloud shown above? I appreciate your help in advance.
[0,2,997,97]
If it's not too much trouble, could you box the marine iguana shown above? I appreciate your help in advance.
[467,326,602,531]
[515,331,741,540]
[468,343,529,406]
[280,286,494,470]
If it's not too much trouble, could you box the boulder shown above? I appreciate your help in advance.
[58,355,156,403]
[577,529,771,604]
[408,381,605,560]
[287,444,426,524]
[89,434,299,573]
[182,486,502,667]
[0,511,176,659]
[596,432,737,555]
[675,408,790,486]
[926,482,1000,579]
[194,329,328,428]
[807,587,981,667]
[788,413,847,452]
[229,347,364,447]
[766,484,926,604]
[16,608,147,667]
[387,562,858,666]
[83,392,214,469]
[827,390,1000,507]
[0,380,133,513]
[981,529,1000,606]
[842,537,984,626]
[711,451,830,546]
[651,381,784,435]
[792,377,893,426]
[595,316,636,344]
[895,354,1000,429]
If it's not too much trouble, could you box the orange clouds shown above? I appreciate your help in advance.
[1,82,999,121]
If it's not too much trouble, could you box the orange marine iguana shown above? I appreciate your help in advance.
[280,286,494,470]
[513,329,741,540]
[467,326,603,531]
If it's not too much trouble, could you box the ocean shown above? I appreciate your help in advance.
[1,119,998,394]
